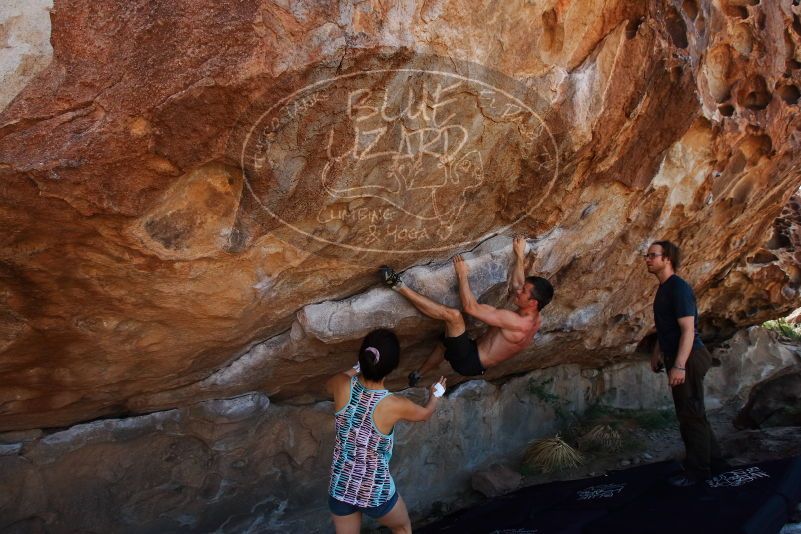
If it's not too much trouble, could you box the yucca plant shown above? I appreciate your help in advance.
[523,435,583,473]
[579,424,623,452]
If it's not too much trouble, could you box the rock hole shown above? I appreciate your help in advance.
[739,75,771,110]
[777,84,801,105]
[793,15,801,37]
[743,90,770,110]
[747,250,778,264]
[665,6,689,48]
[766,227,792,250]
[625,17,643,39]
[718,104,735,116]
[682,0,699,21]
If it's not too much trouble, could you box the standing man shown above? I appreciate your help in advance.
[380,236,553,387]
[645,240,725,487]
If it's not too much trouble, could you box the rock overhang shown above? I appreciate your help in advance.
[1,0,801,430]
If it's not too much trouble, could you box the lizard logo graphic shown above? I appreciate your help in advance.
[320,82,484,239]
[233,55,565,257]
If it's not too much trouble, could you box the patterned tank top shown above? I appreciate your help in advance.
[329,375,395,507]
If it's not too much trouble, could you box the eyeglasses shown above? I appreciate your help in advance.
[643,253,664,259]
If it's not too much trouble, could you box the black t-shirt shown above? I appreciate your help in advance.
[653,274,703,359]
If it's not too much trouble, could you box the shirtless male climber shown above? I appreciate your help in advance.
[379,236,554,387]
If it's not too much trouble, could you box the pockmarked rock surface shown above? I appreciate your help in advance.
[3,1,801,432]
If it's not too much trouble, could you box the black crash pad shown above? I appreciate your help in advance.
[419,457,801,534]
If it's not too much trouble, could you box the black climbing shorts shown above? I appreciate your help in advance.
[442,331,486,376]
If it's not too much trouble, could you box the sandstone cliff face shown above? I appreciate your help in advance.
[2,0,801,430]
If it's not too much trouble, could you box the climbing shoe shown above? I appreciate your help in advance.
[379,266,404,290]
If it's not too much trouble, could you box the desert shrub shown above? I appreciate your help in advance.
[579,424,623,452]
[523,435,583,473]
